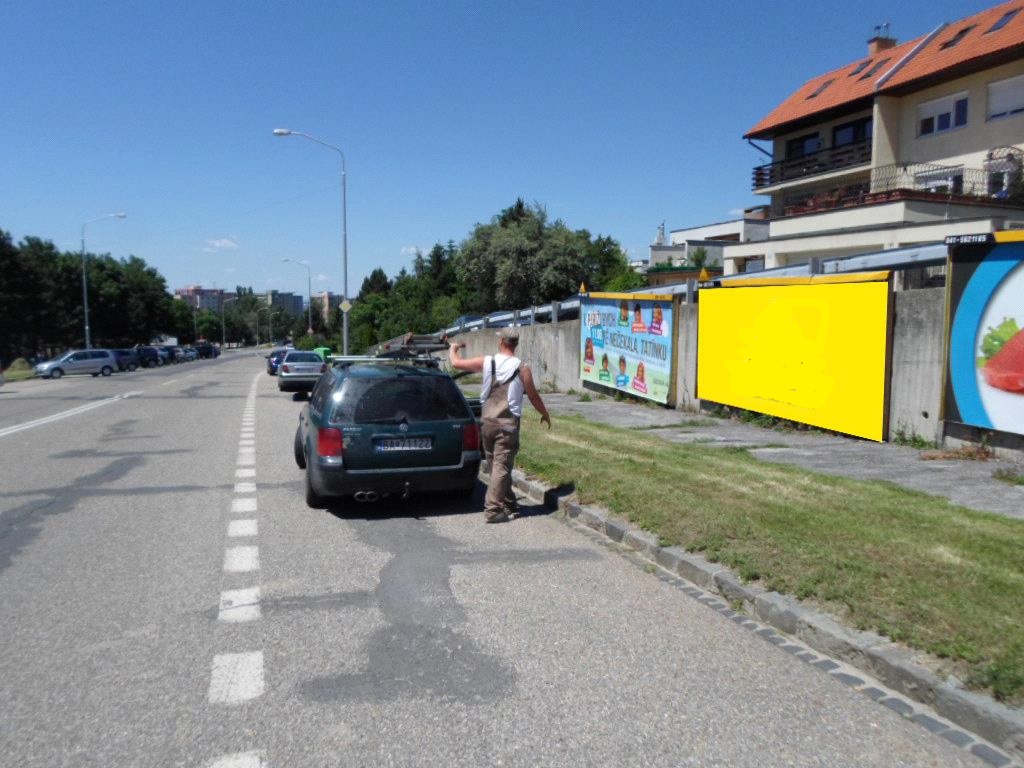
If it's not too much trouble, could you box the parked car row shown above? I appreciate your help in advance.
[34,343,221,379]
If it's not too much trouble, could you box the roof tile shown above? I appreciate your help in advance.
[745,1,1024,139]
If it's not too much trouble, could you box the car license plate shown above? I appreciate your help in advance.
[375,437,432,452]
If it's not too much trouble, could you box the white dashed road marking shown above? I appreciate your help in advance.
[234,482,257,494]
[223,546,259,573]
[218,587,261,623]
[207,751,266,768]
[208,652,264,704]
[235,468,256,478]
[231,497,258,513]
[228,519,258,537]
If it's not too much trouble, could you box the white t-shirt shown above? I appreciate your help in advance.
[480,353,525,418]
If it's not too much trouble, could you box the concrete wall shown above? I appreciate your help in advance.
[453,319,581,392]
[674,302,699,411]
[888,287,946,444]
[452,288,953,447]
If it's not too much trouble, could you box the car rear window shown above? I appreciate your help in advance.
[284,352,322,363]
[331,374,468,424]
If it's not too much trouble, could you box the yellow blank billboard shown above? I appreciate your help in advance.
[697,278,891,441]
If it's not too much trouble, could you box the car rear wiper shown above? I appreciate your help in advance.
[360,416,408,424]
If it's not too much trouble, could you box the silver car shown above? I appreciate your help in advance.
[277,350,327,393]
[35,349,117,379]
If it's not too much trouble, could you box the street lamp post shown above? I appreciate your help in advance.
[80,212,127,348]
[282,258,314,335]
[257,306,279,347]
[273,128,349,353]
[221,296,238,347]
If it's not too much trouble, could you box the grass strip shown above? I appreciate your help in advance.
[517,413,1024,705]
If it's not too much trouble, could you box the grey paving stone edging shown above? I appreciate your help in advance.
[504,468,1024,761]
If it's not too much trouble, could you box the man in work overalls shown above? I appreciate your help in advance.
[449,331,552,523]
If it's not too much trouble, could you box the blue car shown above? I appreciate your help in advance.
[266,348,288,375]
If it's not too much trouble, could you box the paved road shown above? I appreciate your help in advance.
[0,354,997,767]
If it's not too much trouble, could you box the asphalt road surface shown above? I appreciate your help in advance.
[0,353,995,767]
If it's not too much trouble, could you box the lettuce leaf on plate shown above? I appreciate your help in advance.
[980,317,1021,364]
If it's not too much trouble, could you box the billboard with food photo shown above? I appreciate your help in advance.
[580,292,675,404]
[697,273,893,441]
[944,233,1024,437]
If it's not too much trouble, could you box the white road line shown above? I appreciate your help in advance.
[235,468,256,478]
[218,586,261,622]
[236,454,255,467]
[223,546,259,573]
[231,498,257,513]
[238,440,255,447]
[234,482,257,495]
[0,392,142,439]
[207,751,266,768]
[208,652,264,704]
[159,378,179,387]
[228,519,258,537]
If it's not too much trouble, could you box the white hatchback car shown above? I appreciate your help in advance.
[35,349,118,379]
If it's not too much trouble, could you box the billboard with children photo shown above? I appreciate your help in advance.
[580,292,675,404]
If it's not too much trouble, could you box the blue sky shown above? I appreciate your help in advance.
[1,0,995,301]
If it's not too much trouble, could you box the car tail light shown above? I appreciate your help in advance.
[281,364,290,373]
[462,422,479,451]
[318,427,344,457]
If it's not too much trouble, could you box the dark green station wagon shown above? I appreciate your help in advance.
[294,357,481,508]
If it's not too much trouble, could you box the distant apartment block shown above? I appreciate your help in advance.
[317,291,342,323]
[725,1,1024,275]
[261,290,305,317]
[174,285,228,311]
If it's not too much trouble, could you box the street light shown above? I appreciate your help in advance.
[257,306,279,347]
[282,257,314,335]
[80,212,127,348]
[273,128,349,354]
[221,296,238,347]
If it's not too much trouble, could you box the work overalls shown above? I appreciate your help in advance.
[481,357,520,521]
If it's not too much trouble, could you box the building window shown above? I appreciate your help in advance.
[986,8,1019,33]
[988,73,1024,119]
[918,93,968,136]
[940,25,976,49]
[806,79,834,99]
[832,117,872,146]
[849,59,872,77]
[786,133,821,158]
[859,58,891,80]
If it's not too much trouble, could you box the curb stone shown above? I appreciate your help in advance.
[499,468,1024,763]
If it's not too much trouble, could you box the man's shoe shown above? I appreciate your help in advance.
[485,513,509,524]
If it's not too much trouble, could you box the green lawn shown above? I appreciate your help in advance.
[517,413,1024,705]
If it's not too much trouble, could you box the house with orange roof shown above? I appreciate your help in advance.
[724,1,1024,276]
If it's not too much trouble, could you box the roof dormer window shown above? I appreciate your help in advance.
[849,59,873,77]
[806,79,835,99]
[858,58,891,80]
[987,8,1020,33]
[940,25,976,49]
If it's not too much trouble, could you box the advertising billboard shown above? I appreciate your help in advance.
[944,233,1024,437]
[580,293,675,404]
[697,273,892,441]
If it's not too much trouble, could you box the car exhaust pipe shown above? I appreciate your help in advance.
[354,491,380,503]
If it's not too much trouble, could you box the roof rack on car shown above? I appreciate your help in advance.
[327,333,448,369]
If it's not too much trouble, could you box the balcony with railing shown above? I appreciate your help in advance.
[752,140,872,190]
[780,162,1022,218]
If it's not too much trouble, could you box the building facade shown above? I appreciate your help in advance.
[174,286,228,311]
[725,2,1024,274]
